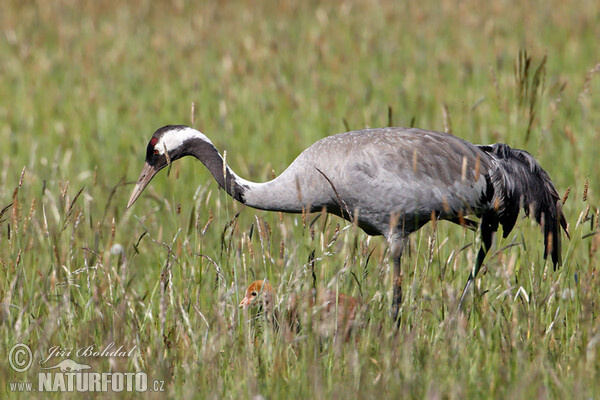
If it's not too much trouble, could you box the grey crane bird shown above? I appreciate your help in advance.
[128,125,568,321]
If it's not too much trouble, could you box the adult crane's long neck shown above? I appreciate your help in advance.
[188,138,247,203]
[187,139,310,213]
[188,137,306,213]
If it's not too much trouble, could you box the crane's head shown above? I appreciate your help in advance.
[239,280,275,311]
[127,125,212,208]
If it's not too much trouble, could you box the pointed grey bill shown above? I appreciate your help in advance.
[127,162,159,208]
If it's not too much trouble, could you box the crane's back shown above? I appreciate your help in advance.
[281,127,494,236]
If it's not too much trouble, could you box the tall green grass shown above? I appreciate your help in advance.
[1,0,599,398]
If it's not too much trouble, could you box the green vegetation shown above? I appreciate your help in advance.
[1,1,599,398]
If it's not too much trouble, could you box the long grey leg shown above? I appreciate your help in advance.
[458,216,497,309]
[391,236,407,326]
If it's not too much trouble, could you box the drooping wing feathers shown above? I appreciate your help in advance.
[478,143,568,267]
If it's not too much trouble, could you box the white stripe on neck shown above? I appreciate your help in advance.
[155,127,212,154]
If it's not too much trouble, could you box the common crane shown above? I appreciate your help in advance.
[127,125,568,322]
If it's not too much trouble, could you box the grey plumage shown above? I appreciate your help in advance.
[128,125,569,320]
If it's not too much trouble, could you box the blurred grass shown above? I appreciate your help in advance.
[0,0,599,398]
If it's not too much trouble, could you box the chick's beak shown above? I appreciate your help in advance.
[239,297,252,308]
[127,162,159,208]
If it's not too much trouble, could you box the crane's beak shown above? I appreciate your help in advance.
[127,162,158,208]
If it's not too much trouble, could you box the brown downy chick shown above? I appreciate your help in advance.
[239,280,288,339]
[239,280,276,312]
[240,280,361,341]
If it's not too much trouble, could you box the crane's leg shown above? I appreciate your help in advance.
[391,236,407,326]
[458,216,497,309]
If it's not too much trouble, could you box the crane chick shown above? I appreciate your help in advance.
[239,280,361,341]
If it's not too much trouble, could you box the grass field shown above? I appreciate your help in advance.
[1,0,599,398]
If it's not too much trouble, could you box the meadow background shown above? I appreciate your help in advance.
[1,0,599,398]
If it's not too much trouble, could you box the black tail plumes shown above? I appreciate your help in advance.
[479,143,569,267]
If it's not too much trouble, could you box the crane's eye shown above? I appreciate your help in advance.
[153,149,159,155]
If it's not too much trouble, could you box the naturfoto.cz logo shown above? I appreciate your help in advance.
[8,343,165,393]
